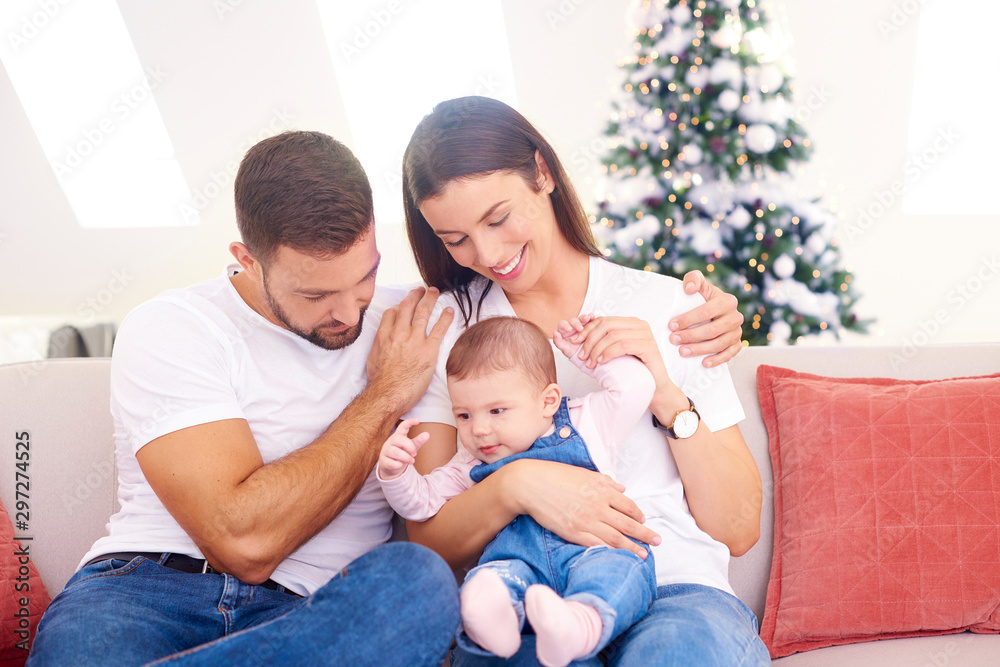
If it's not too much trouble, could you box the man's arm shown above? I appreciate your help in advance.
[136,287,453,584]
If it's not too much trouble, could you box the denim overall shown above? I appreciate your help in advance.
[459,397,658,658]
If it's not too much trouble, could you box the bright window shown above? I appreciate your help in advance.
[316,0,519,224]
[0,0,195,228]
[904,2,999,215]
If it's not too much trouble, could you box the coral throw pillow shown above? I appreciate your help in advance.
[757,366,1000,658]
[0,499,50,665]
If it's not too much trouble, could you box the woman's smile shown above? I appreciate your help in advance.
[489,245,526,281]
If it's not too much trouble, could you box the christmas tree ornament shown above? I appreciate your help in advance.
[757,63,785,92]
[745,124,778,153]
[682,144,704,165]
[769,319,792,344]
[709,59,743,88]
[711,25,740,49]
[772,254,796,279]
[726,205,753,229]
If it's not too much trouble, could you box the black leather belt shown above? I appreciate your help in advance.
[85,551,302,597]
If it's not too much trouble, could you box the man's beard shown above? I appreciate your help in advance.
[263,280,367,351]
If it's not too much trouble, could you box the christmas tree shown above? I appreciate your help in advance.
[592,0,869,345]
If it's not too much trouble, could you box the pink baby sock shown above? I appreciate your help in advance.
[460,569,521,658]
[525,584,603,667]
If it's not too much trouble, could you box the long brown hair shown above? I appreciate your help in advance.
[402,97,600,323]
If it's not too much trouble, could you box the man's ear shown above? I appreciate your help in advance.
[534,150,555,195]
[541,382,562,417]
[229,242,264,283]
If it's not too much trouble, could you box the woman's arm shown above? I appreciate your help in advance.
[664,427,761,555]
[571,316,762,556]
[670,270,745,367]
[649,390,762,556]
[404,422,660,569]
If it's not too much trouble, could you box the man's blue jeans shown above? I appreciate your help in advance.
[452,582,770,666]
[28,542,459,666]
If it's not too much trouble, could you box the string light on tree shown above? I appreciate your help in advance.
[595,0,869,345]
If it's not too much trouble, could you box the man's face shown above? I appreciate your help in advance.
[259,234,380,351]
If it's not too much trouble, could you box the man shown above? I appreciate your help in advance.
[29,131,460,665]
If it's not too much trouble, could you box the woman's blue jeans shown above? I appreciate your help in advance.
[27,542,459,666]
[451,582,770,666]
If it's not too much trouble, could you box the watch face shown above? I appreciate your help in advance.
[673,410,699,438]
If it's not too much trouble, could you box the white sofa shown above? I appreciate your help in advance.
[1,343,998,664]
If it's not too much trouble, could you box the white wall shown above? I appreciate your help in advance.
[1,0,997,347]
[778,0,1000,347]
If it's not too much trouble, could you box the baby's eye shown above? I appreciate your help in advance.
[490,408,505,415]
[456,413,470,421]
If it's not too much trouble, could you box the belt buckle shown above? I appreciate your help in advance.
[201,560,210,574]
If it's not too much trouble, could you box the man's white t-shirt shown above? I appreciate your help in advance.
[82,269,410,596]
[408,256,746,594]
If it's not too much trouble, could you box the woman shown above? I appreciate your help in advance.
[402,97,768,666]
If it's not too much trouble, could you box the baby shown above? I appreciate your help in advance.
[378,315,657,667]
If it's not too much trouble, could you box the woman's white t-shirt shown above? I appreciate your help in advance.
[408,256,746,594]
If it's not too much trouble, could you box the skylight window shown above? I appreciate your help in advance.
[0,0,195,228]
[316,0,519,224]
[903,1,999,215]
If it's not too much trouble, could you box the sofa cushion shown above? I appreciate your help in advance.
[0,359,117,596]
[757,365,1000,658]
[0,496,50,664]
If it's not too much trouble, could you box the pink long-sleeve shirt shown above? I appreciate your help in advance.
[379,350,656,522]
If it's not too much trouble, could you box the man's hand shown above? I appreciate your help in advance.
[367,287,454,414]
[137,288,452,584]
[669,270,744,367]
[378,418,431,480]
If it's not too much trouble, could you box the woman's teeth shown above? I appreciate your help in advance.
[494,248,523,275]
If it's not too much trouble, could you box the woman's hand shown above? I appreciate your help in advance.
[565,315,672,389]
[669,270,744,367]
[501,459,661,559]
[563,315,688,427]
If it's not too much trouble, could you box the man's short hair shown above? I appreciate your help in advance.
[446,317,557,389]
[234,131,373,266]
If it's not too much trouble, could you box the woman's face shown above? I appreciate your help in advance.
[417,166,558,295]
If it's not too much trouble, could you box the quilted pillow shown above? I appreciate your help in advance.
[0,498,49,664]
[757,366,1000,658]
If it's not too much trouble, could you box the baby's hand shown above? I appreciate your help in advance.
[378,418,431,480]
[552,314,596,360]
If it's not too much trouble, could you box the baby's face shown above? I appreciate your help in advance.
[448,369,556,464]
